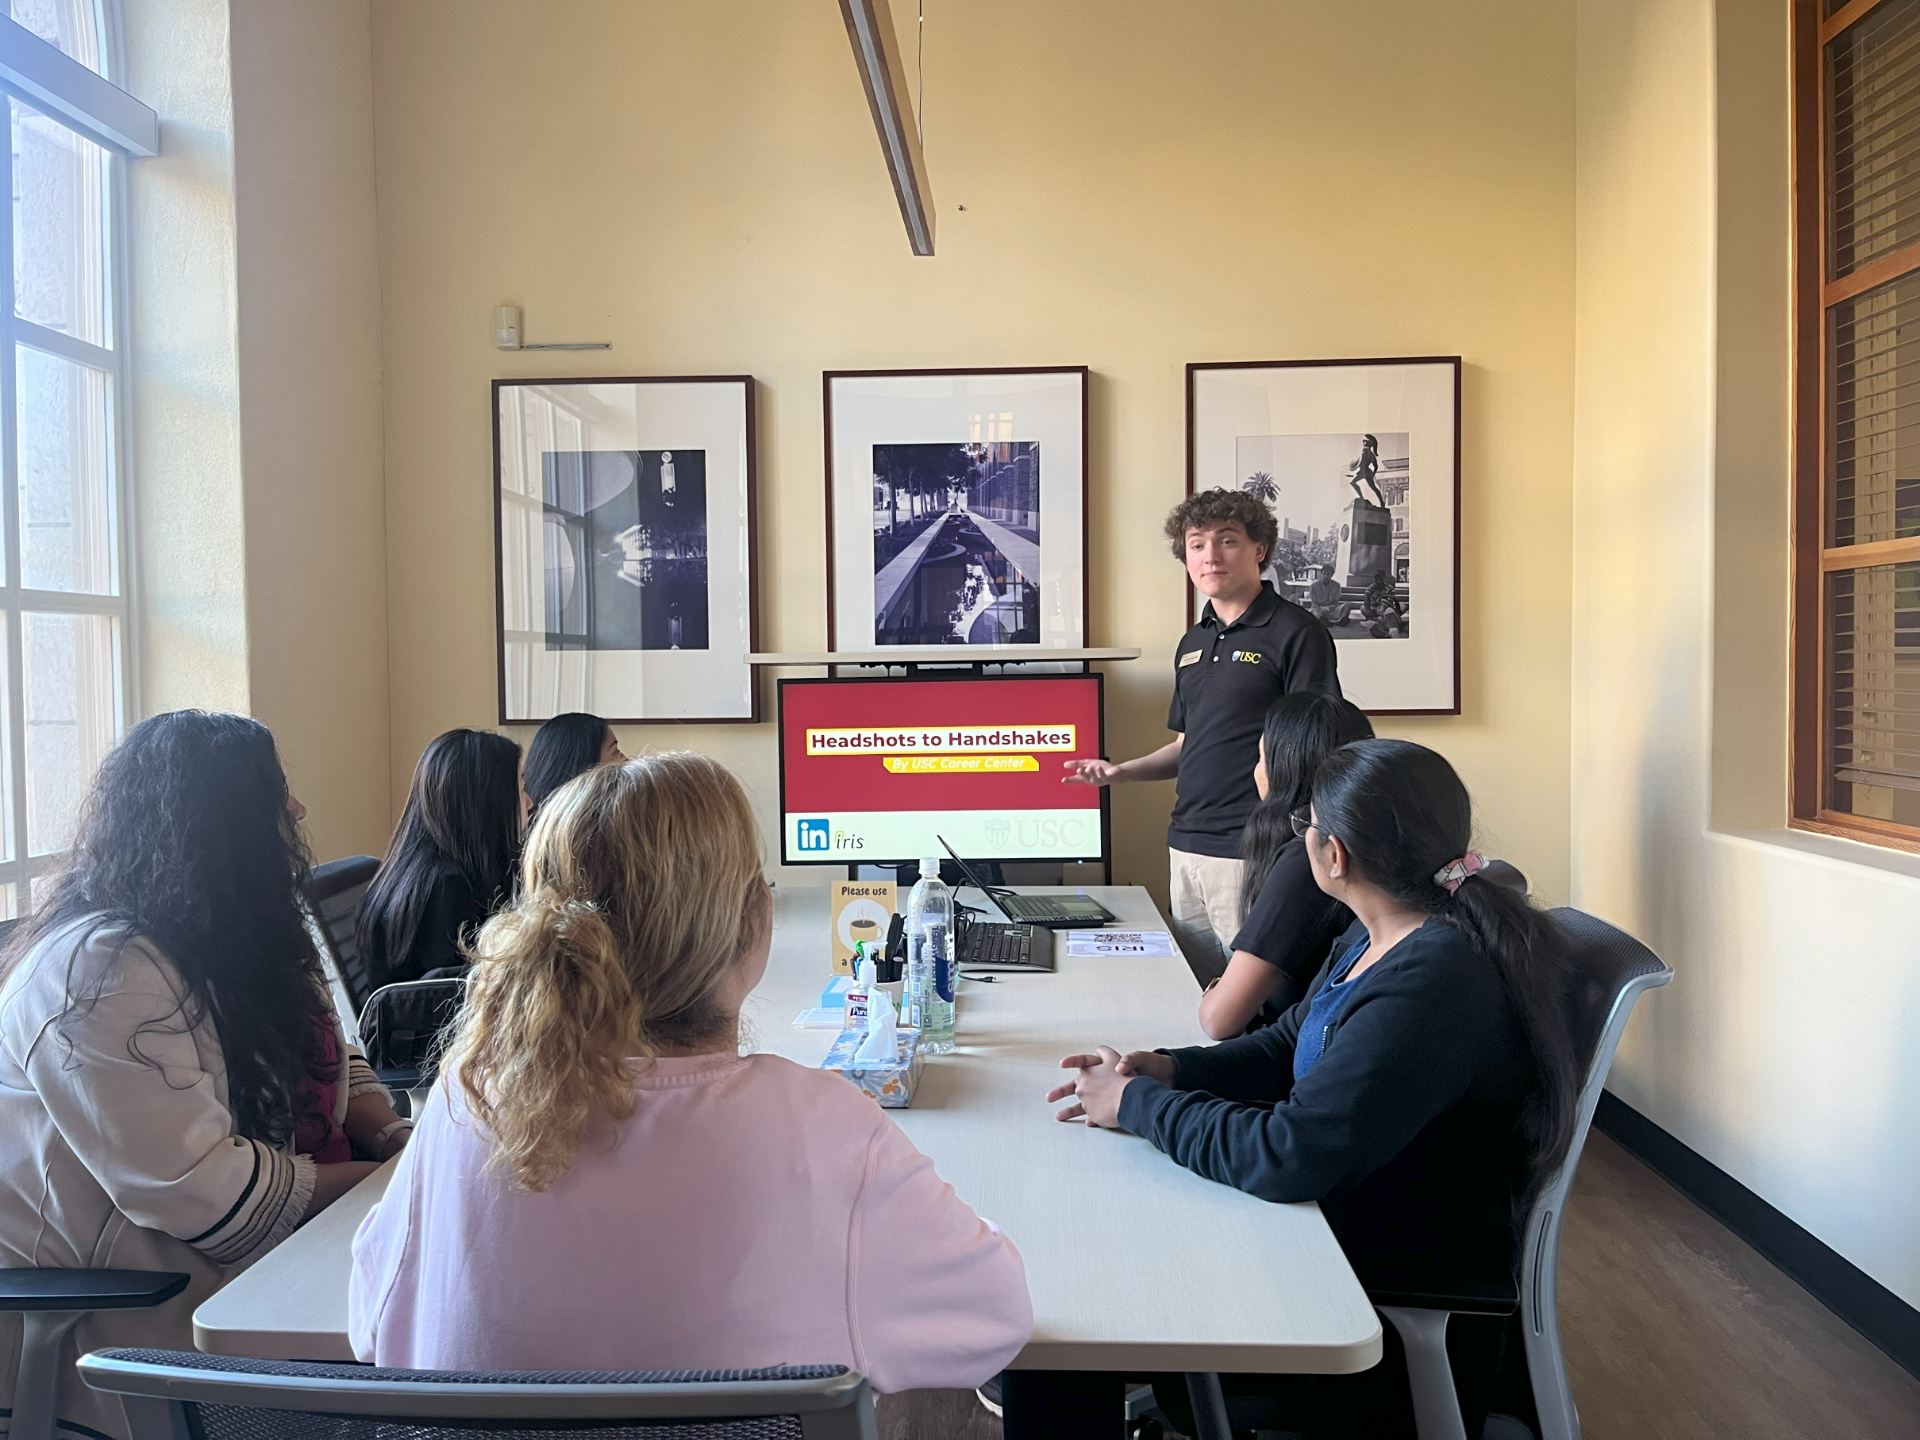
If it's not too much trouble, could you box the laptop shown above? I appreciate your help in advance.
[936,836,1117,929]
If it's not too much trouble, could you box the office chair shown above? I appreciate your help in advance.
[302,855,453,1112]
[78,1348,877,1440]
[301,855,382,1022]
[0,1271,187,1440]
[355,973,466,1110]
[1373,907,1672,1440]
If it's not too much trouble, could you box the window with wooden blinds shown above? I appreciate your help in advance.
[1794,0,1920,851]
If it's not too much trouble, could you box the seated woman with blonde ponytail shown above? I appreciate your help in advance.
[349,752,1031,1391]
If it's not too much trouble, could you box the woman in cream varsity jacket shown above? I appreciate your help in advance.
[0,713,409,1439]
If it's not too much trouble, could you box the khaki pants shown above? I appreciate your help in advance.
[1168,848,1245,986]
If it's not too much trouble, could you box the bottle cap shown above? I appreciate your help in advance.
[920,857,941,879]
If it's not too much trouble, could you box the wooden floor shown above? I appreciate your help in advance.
[877,1131,1920,1439]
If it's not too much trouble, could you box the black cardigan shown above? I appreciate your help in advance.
[1116,916,1536,1297]
[365,869,488,992]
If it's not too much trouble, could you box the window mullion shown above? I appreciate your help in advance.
[0,111,23,885]
[12,316,112,371]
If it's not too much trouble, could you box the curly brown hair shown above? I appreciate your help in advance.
[1162,488,1279,562]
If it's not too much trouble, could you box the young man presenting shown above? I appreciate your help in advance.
[1064,489,1341,980]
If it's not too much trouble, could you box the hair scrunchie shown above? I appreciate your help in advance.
[1434,851,1486,895]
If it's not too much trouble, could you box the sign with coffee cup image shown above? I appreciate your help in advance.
[830,881,898,975]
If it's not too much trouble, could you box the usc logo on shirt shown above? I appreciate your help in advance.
[1231,650,1264,664]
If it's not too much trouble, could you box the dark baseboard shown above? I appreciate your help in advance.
[1594,1091,1920,1381]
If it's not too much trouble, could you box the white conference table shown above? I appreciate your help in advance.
[196,885,1382,1377]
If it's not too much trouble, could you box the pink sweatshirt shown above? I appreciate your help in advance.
[349,1052,1031,1393]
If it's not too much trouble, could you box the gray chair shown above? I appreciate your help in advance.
[302,855,443,1111]
[0,1271,187,1440]
[1374,907,1672,1440]
[301,854,382,1018]
[355,974,467,1111]
[77,1348,877,1440]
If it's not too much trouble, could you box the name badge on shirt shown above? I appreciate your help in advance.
[1178,649,1202,668]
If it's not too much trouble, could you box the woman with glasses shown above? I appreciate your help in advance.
[1023,739,1579,1438]
[1197,693,1373,1039]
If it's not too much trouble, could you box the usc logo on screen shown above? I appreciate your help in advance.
[982,817,1090,852]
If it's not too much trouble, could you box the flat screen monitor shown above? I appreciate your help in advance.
[777,673,1110,866]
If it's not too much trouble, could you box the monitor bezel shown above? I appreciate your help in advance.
[775,671,1113,868]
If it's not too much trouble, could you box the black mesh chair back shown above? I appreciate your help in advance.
[303,855,382,1013]
[78,1349,876,1440]
[356,976,467,1095]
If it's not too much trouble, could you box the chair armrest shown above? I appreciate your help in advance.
[0,1269,190,1313]
[1367,1281,1518,1318]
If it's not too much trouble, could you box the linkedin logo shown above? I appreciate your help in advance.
[797,817,832,852]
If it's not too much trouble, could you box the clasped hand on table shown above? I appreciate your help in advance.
[1047,1046,1174,1129]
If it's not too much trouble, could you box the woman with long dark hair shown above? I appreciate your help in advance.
[1198,693,1373,1038]
[1035,740,1578,1437]
[357,729,524,991]
[522,712,624,815]
[0,712,409,1439]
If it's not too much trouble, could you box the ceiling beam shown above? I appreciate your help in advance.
[838,0,934,256]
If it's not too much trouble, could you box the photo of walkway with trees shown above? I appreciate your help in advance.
[871,441,1041,645]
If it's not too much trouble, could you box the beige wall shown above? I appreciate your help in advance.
[1572,0,1920,1308]
[123,0,392,861]
[230,0,392,860]
[370,0,1577,900]
[125,0,250,715]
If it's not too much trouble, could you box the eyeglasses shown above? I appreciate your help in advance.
[1289,807,1324,841]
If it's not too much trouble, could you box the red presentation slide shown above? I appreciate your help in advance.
[778,675,1106,864]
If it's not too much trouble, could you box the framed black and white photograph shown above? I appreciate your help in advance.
[825,368,1087,653]
[1188,358,1460,713]
[494,376,757,723]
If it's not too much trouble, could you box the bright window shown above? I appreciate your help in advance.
[1,0,134,913]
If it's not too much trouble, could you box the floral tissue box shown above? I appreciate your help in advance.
[820,1026,924,1108]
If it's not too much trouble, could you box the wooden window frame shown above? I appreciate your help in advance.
[1790,0,1920,854]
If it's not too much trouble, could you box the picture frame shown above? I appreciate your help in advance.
[493,375,759,724]
[824,367,1089,654]
[1186,357,1462,714]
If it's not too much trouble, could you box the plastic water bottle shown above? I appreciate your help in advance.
[905,857,956,1053]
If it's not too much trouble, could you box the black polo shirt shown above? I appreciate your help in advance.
[1229,838,1354,1017]
[1167,584,1340,857]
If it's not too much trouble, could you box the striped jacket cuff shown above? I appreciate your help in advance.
[195,1142,316,1267]
[345,1052,388,1101]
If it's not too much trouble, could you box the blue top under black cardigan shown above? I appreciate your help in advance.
[1116,915,1539,1299]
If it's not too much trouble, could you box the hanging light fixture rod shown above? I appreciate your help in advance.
[838,0,935,256]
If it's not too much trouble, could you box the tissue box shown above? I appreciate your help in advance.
[820,1026,924,1108]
